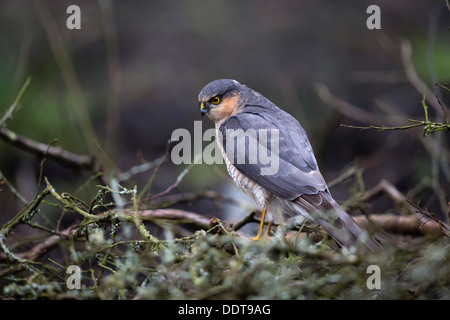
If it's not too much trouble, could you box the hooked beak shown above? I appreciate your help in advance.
[200,102,209,117]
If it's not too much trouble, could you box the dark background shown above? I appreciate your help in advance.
[0,0,449,229]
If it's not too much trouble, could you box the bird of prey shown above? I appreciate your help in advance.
[198,79,381,254]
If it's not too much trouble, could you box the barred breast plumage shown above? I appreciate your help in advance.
[215,124,270,210]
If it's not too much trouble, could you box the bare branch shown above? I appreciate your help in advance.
[0,127,93,170]
[354,212,448,237]
[340,92,450,136]
[231,211,258,231]
[138,208,212,230]
[314,83,385,125]
[0,224,77,261]
[435,81,450,92]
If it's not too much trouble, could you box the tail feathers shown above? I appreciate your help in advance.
[295,192,382,254]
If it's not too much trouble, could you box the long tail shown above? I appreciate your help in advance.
[294,191,382,254]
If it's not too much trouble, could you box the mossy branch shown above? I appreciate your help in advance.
[0,184,52,237]
[45,177,99,221]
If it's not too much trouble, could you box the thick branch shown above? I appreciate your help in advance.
[354,213,447,237]
[0,224,77,261]
[136,207,446,237]
[138,208,212,230]
[0,127,93,170]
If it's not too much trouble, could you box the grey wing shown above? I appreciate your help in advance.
[219,105,327,200]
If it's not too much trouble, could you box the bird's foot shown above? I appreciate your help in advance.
[250,221,273,241]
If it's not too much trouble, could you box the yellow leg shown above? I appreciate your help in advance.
[250,208,267,241]
[265,220,273,236]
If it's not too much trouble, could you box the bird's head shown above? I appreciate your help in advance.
[198,79,242,123]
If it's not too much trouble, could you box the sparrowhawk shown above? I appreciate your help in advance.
[198,79,381,254]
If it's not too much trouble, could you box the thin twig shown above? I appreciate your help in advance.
[435,82,450,92]
[0,77,30,128]
[407,200,450,236]
[0,169,28,204]
[149,162,194,200]
[349,179,416,216]
[314,83,386,125]
[137,143,170,201]
[434,91,449,123]
[117,154,166,182]
[340,122,425,132]
[327,166,361,189]
[340,91,450,136]
[0,184,52,237]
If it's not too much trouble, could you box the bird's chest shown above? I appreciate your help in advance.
[215,124,269,209]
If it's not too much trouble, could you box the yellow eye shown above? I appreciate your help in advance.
[211,96,221,105]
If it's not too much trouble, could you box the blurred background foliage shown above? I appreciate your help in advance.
[0,0,449,299]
